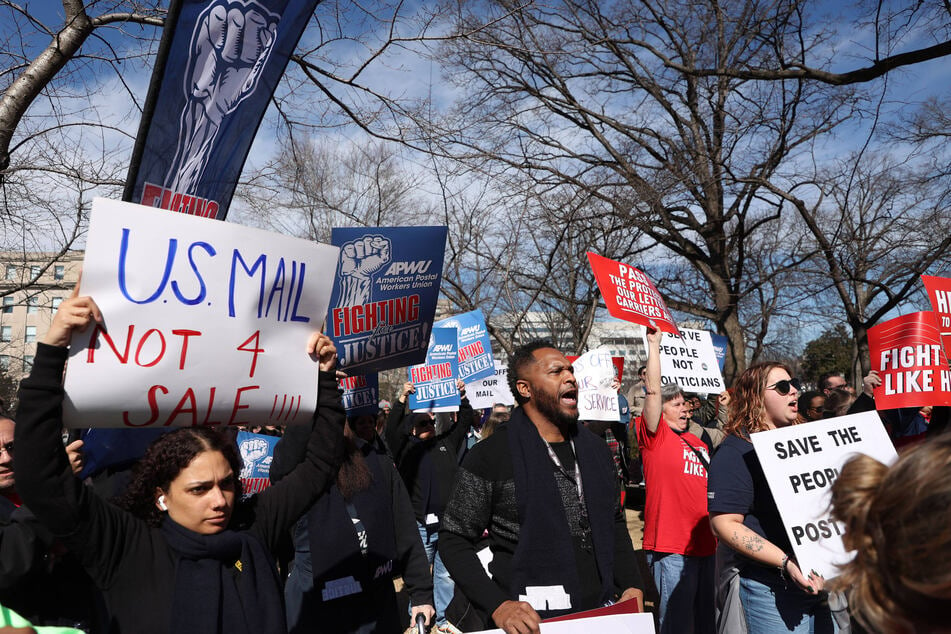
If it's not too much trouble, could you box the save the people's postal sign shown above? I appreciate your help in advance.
[750,412,898,578]
[63,198,339,428]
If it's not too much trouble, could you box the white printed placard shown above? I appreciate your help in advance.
[572,349,619,422]
[469,612,654,634]
[749,412,898,578]
[465,360,515,410]
[63,198,339,428]
[642,328,724,393]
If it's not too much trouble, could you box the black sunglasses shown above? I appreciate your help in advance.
[766,378,801,396]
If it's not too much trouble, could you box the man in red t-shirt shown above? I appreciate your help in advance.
[636,331,716,634]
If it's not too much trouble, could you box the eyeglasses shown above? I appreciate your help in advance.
[0,442,13,456]
[767,378,801,395]
[766,378,801,396]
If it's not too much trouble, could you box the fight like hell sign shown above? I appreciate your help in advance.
[63,198,339,428]
[587,253,679,335]
[867,311,951,409]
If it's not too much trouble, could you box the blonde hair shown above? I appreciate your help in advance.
[830,435,951,633]
[725,362,791,437]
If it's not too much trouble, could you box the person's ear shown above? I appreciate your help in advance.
[516,380,531,400]
[155,489,168,512]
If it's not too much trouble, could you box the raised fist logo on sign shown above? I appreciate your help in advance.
[239,437,270,478]
[336,235,392,307]
[165,0,280,196]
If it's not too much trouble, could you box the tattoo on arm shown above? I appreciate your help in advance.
[734,530,765,553]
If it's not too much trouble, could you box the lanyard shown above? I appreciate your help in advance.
[543,439,593,551]
[542,439,587,512]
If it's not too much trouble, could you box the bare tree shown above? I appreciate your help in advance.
[0,1,165,292]
[762,151,951,379]
[405,0,877,381]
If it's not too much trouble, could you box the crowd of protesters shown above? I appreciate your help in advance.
[1,291,949,634]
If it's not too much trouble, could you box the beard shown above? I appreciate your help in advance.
[531,382,579,435]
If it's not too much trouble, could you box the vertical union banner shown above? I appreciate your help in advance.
[125,0,320,220]
[408,328,460,413]
[327,226,448,374]
[867,311,951,410]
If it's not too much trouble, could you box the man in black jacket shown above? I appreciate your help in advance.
[439,340,644,634]
[385,379,474,632]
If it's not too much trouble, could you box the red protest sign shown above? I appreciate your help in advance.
[867,311,951,410]
[921,275,951,357]
[586,252,680,335]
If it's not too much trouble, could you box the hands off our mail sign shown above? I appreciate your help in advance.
[571,349,620,422]
[434,309,496,383]
[641,328,724,393]
[466,360,515,410]
[63,198,338,428]
[408,328,460,413]
[749,412,898,578]
[327,226,447,374]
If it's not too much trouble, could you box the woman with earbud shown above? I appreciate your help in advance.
[707,363,832,633]
[13,291,346,634]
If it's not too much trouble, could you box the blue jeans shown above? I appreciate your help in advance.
[739,575,834,634]
[416,521,454,626]
[646,551,715,634]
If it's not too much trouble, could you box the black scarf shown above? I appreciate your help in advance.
[507,408,616,616]
[161,518,285,634]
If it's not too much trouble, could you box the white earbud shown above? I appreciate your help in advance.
[157,495,168,511]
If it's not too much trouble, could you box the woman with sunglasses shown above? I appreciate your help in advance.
[707,363,832,634]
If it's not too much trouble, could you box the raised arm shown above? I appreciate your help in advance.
[248,333,345,551]
[384,382,414,460]
[641,329,663,434]
[14,290,102,536]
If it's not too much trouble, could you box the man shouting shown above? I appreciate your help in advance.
[439,340,644,633]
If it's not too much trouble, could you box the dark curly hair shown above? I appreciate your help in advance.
[114,427,242,527]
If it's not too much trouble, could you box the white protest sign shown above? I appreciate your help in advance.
[465,360,515,410]
[641,328,724,394]
[470,612,654,634]
[572,349,619,422]
[63,198,339,428]
[750,412,898,578]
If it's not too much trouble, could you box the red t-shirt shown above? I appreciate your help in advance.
[636,416,717,556]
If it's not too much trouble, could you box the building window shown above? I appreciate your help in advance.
[0,355,8,371]
[1,297,12,314]
[23,355,33,372]
[54,265,65,280]
[30,265,40,279]
[51,297,63,311]
[4,266,14,281]
[25,326,36,343]
[27,297,38,314]
[0,326,10,342]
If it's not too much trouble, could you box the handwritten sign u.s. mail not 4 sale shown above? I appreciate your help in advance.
[62,198,339,428]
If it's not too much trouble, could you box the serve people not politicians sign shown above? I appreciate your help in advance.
[63,198,338,428]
